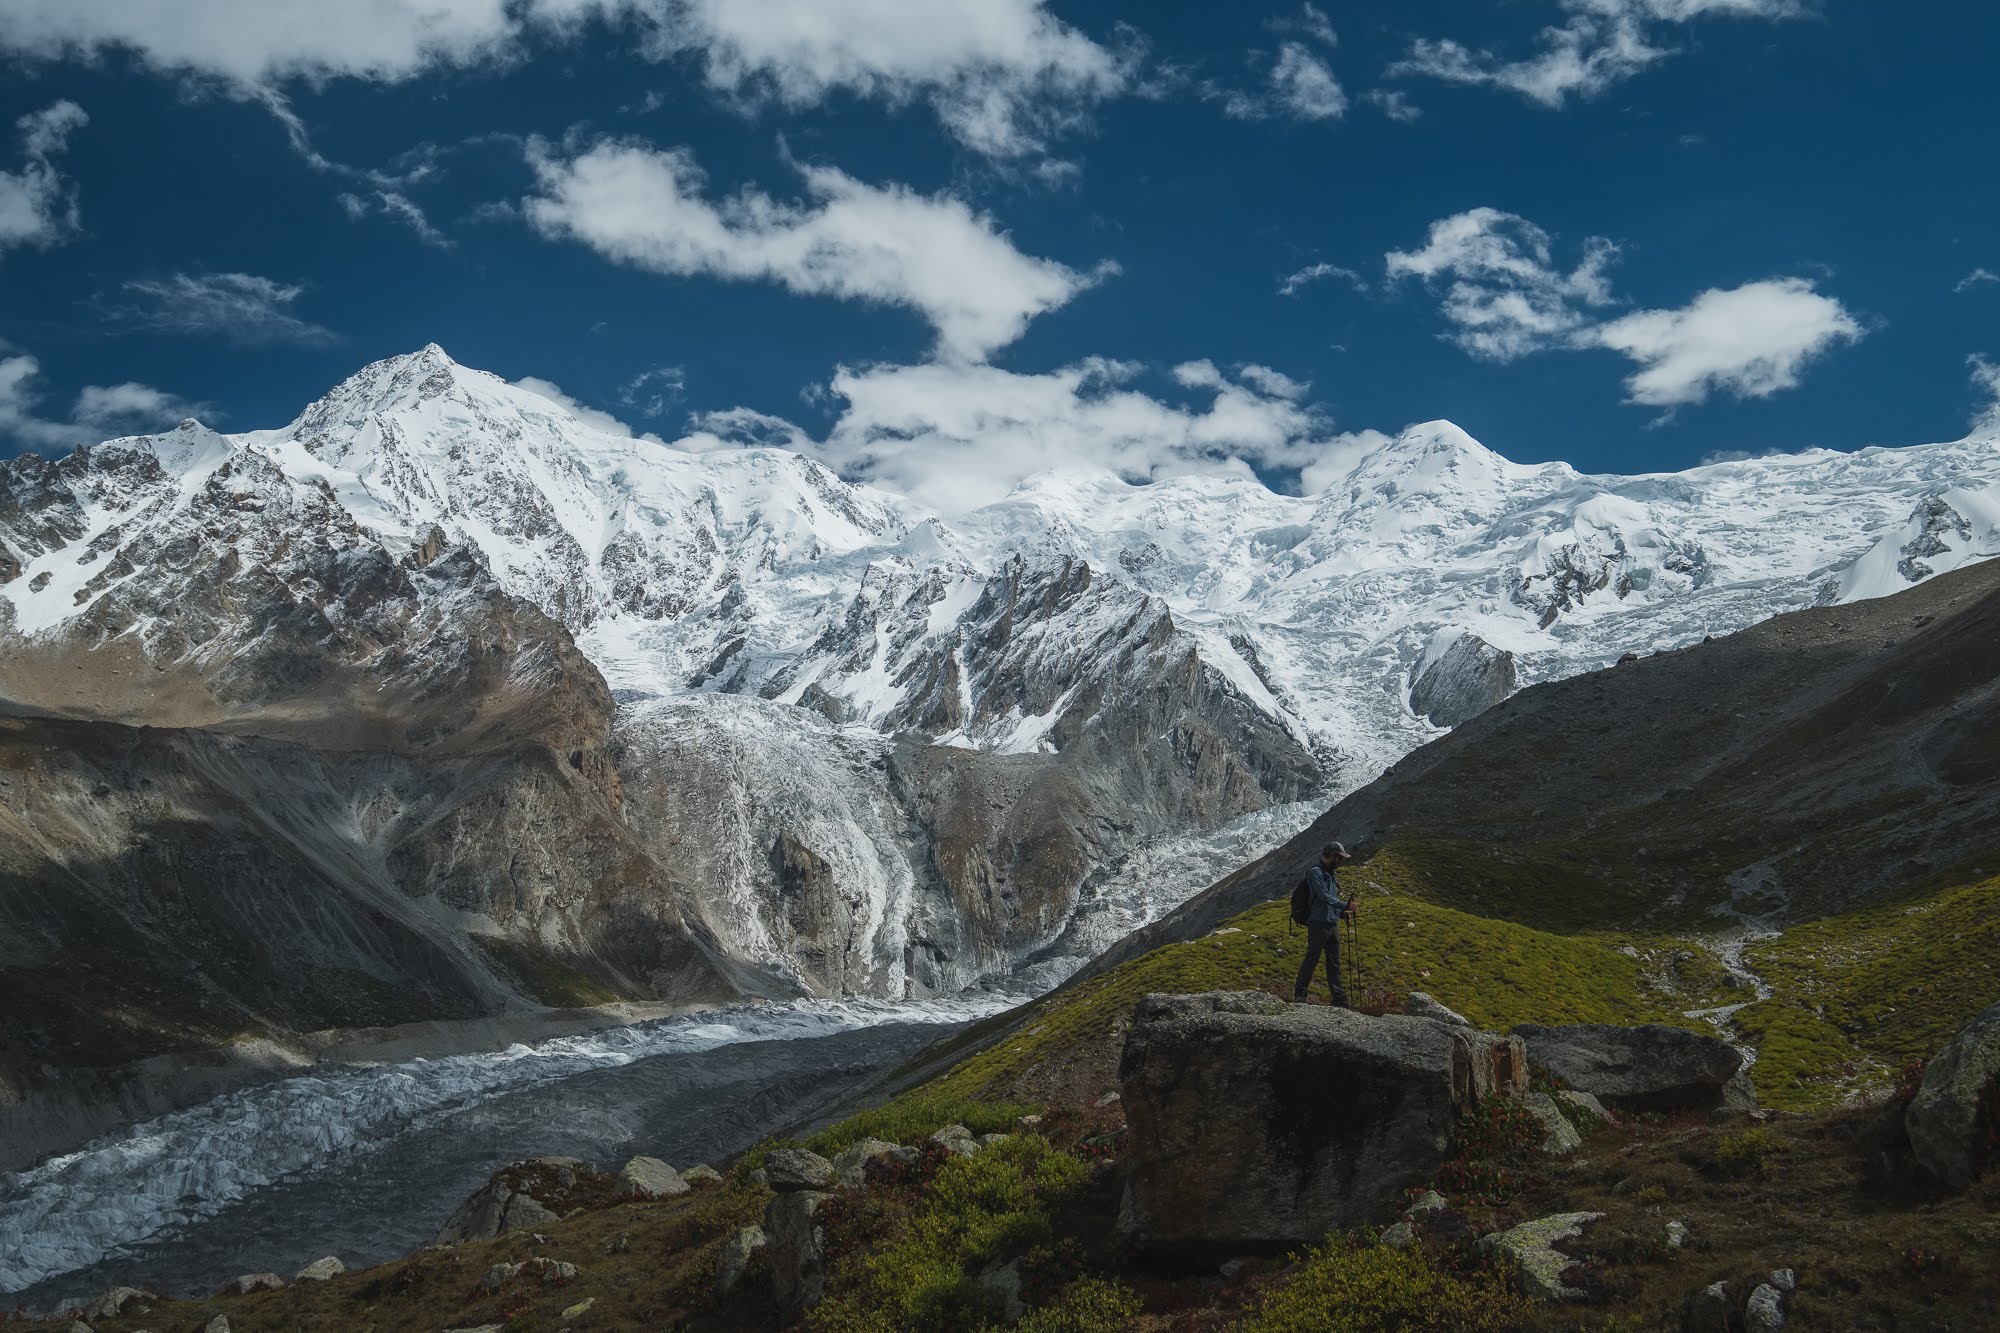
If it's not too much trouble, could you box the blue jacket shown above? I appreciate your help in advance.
[1306,865,1349,926]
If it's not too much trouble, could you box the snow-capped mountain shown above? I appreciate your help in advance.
[4,344,1998,1023]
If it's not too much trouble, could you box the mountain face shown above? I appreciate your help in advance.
[1094,556,2000,978]
[3,345,1998,1068]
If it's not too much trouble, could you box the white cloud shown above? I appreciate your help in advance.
[1956,267,1998,294]
[1298,428,1394,492]
[759,357,1338,512]
[1587,277,1862,408]
[0,352,206,450]
[113,271,336,345]
[1388,208,1864,409]
[335,189,449,245]
[511,373,667,444]
[1364,89,1421,121]
[1219,39,1346,122]
[1970,355,2000,435]
[1275,3,1338,49]
[1392,0,1801,108]
[0,101,88,255]
[643,0,1130,159]
[1385,207,1618,361]
[1279,261,1366,297]
[618,365,687,417]
[522,139,1106,362]
[1237,364,1310,400]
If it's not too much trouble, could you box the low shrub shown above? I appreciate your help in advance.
[1239,1233,1536,1333]
[1712,1126,1788,1178]
[1013,1275,1144,1332]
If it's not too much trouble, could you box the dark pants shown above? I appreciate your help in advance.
[1294,921,1349,1006]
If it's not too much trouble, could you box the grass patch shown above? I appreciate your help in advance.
[1734,873,2000,1109]
[1239,1233,1536,1333]
[470,935,622,1008]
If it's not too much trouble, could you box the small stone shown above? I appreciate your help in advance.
[616,1155,690,1198]
[84,1288,149,1321]
[764,1147,838,1191]
[1521,1091,1584,1155]
[293,1256,345,1282]
[1016,1114,1044,1132]
[681,1164,723,1186]
[1379,1221,1415,1250]
[1666,1220,1690,1250]
[604,1232,630,1254]
[482,1262,524,1293]
[203,1317,230,1333]
[1555,1090,1617,1127]
[718,1224,767,1296]
[1093,1091,1122,1108]
[1769,1267,1796,1293]
[978,1132,1011,1148]
[529,1258,580,1283]
[1405,1190,1448,1216]
[929,1124,979,1155]
[216,1272,285,1296]
[1218,1258,1246,1278]
[979,1258,1027,1322]
[1745,1283,1786,1331]
[561,1297,595,1320]
[1684,1280,1731,1332]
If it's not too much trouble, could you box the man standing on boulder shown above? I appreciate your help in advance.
[1294,842,1356,1007]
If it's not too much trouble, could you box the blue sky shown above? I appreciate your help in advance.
[0,0,1995,509]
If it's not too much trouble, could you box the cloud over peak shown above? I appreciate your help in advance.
[523,139,1107,362]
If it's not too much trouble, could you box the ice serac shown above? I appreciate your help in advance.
[5,347,2000,1060]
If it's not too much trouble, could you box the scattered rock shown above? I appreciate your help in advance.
[83,1289,148,1321]
[202,1317,230,1333]
[1093,1091,1122,1108]
[1769,1267,1796,1292]
[1521,1091,1584,1155]
[1684,1280,1732,1332]
[216,1273,284,1296]
[561,1297,595,1320]
[1017,1114,1044,1132]
[765,1147,838,1191]
[979,1258,1027,1322]
[748,1167,769,1187]
[482,1262,524,1293]
[1117,992,1527,1258]
[681,1164,723,1187]
[1512,1023,1744,1112]
[1218,1258,1247,1279]
[831,1137,906,1187]
[61,1323,92,1333]
[1746,1282,1787,1331]
[1479,1211,1604,1301]
[293,1256,345,1282]
[930,1124,980,1156]
[1905,1000,2000,1187]
[435,1172,565,1243]
[1555,1089,1616,1127]
[532,1258,580,1283]
[1406,992,1471,1026]
[1379,1221,1416,1250]
[616,1156,690,1198]
[766,1189,831,1313]
[718,1224,767,1297]
[978,1132,1011,1148]
[1665,1220,1689,1251]
[1405,1190,1448,1216]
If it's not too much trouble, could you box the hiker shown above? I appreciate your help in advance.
[1292,841,1355,1006]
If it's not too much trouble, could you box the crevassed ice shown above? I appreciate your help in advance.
[0,995,1016,1294]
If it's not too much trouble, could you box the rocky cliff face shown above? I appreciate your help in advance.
[3,347,1998,1067]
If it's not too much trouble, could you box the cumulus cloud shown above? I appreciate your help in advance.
[644,0,1132,159]
[111,271,336,345]
[1364,89,1421,121]
[1586,278,1862,408]
[1387,207,1863,409]
[0,100,88,255]
[0,352,207,450]
[1217,38,1346,122]
[1385,207,1619,361]
[1391,0,1802,108]
[764,357,1343,512]
[1956,267,1998,294]
[522,139,1107,362]
[1970,355,2000,435]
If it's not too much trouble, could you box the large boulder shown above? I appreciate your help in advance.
[1513,1023,1743,1112]
[435,1157,607,1243]
[616,1156,690,1199]
[765,1189,831,1313]
[1905,1000,2000,1187]
[1117,992,1527,1258]
[764,1148,838,1192]
[1479,1211,1604,1301]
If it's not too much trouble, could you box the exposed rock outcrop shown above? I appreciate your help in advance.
[1408,631,1517,728]
[1480,1211,1603,1301]
[765,1189,831,1314]
[1116,992,1527,1258]
[1513,1023,1743,1112]
[1905,1000,2000,1187]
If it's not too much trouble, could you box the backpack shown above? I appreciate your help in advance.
[1289,875,1311,927]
